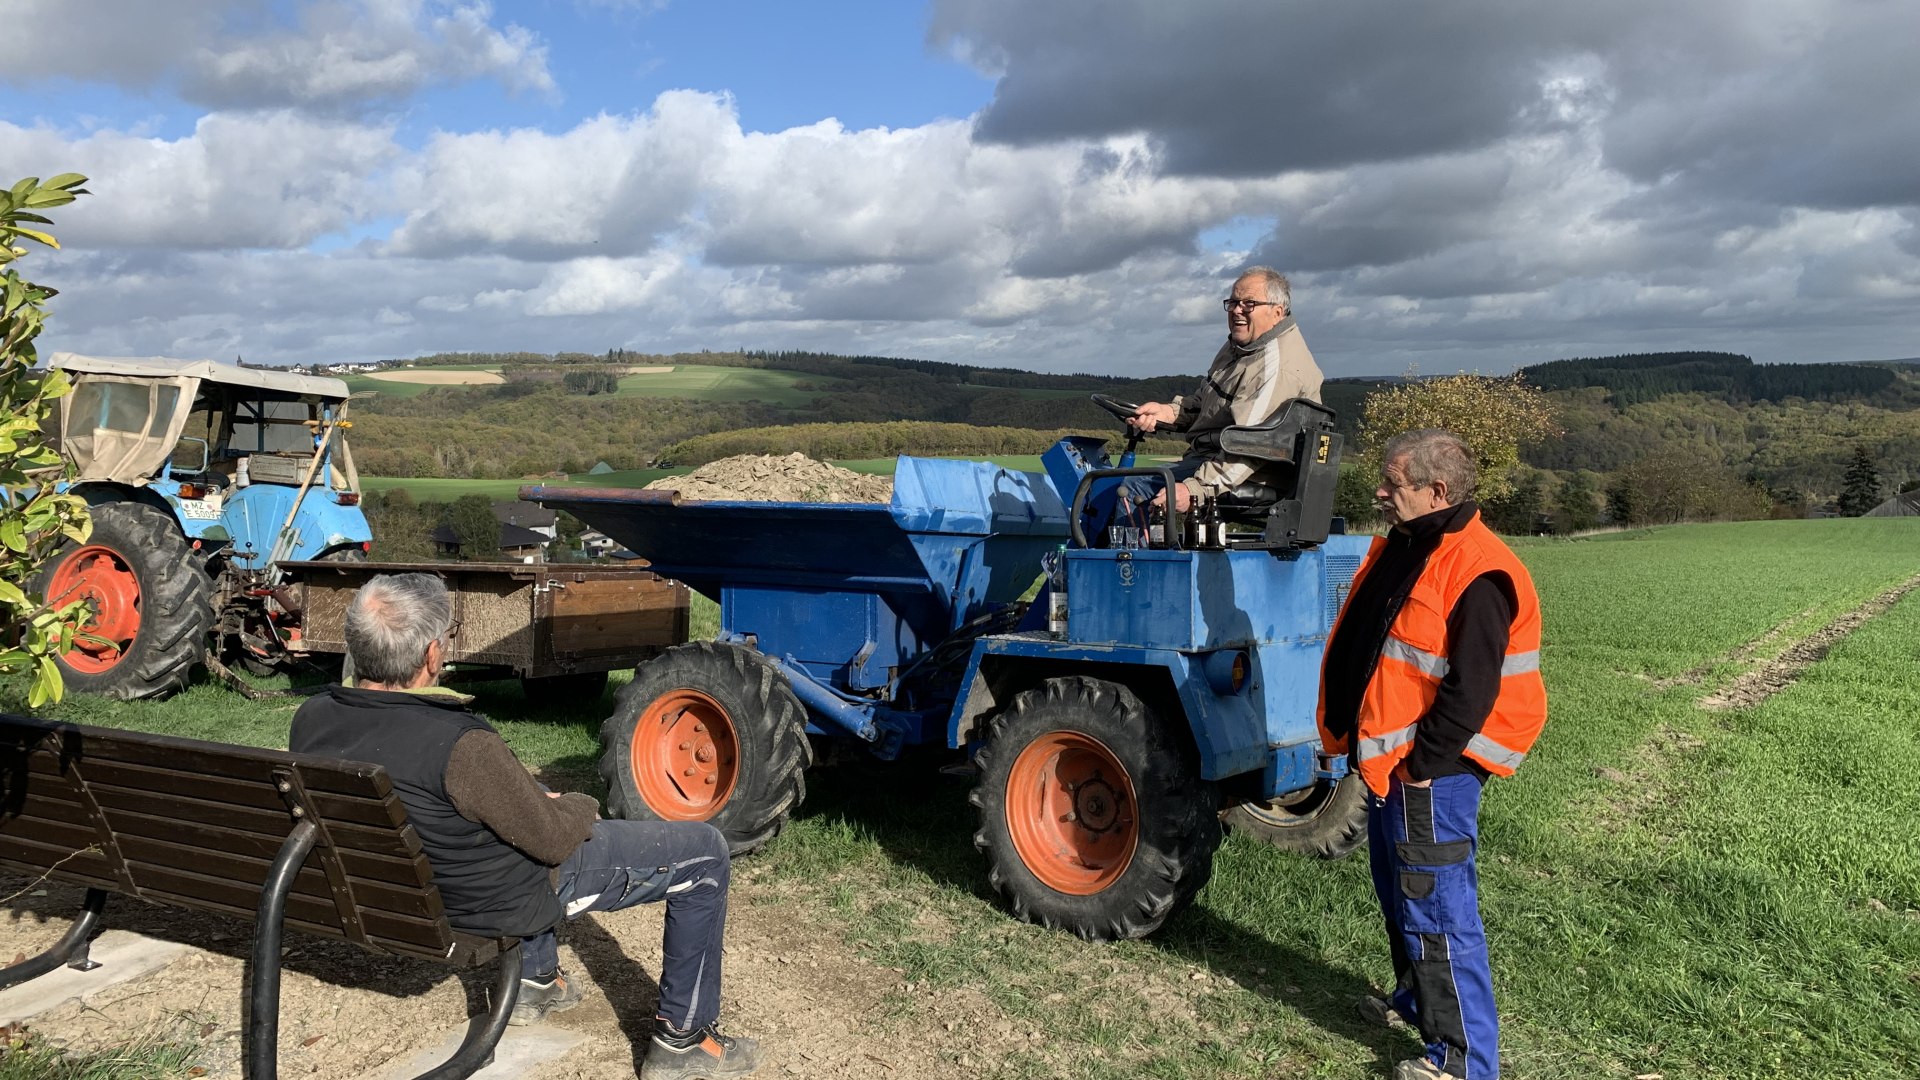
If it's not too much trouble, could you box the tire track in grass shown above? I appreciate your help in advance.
[1699,571,1920,711]
[1646,605,1819,689]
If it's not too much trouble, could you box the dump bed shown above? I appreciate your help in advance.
[524,457,1070,699]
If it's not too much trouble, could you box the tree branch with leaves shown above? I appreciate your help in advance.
[2,174,95,708]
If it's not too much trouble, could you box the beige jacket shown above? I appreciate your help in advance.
[1170,318,1323,499]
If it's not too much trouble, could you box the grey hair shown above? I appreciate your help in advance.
[1382,429,1477,503]
[1237,266,1291,311]
[345,573,453,685]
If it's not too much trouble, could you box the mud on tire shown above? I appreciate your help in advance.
[970,676,1221,941]
[599,641,812,856]
[1222,772,1369,859]
[32,501,213,701]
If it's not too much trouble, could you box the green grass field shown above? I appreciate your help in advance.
[832,454,1047,476]
[610,364,845,404]
[16,517,1920,1079]
[358,467,685,500]
[341,364,844,406]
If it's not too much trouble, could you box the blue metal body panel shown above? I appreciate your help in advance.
[529,457,1070,750]
[530,443,1370,794]
[944,534,1371,794]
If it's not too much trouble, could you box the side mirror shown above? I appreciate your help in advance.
[170,436,210,475]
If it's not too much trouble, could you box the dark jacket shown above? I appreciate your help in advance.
[290,685,575,938]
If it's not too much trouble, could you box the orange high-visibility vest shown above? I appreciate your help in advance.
[1317,510,1547,796]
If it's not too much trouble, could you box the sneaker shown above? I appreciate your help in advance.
[1357,993,1412,1030]
[1392,1057,1463,1080]
[508,971,587,1026]
[640,1023,761,1079]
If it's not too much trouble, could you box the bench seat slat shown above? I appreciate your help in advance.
[0,845,117,888]
[0,813,98,852]
[1,790,93,828]
[68,807,430,881]
[24,755,407,829]
[124,862,453,952]
[111,835,445,921]
[78,788,422,860]
[20,730,389,795]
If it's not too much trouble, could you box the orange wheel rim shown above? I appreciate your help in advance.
[45,545,141,673]
[631,689,738,819]
[1005,731,1139,895]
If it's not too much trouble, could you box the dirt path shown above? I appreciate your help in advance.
[0,866,990,1079]
[1699,572,1920,710]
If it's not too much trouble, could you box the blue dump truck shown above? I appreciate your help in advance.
[530,398,1371,941]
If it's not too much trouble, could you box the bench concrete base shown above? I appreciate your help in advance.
[366,1023,588,1079]
[0,931,193,1023]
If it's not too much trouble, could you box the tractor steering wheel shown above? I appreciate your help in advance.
[1089,393,1142,425]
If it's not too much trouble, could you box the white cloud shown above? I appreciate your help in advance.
[0,112,398,249]
[12,3,1919,378]
[2,0,552,112]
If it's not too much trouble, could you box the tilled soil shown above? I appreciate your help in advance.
[644,454,892,504]
[0,866,997,1079]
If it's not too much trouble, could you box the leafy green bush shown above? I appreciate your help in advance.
[1,174,93,708]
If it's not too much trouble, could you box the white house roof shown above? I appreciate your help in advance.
[49,352,352,400]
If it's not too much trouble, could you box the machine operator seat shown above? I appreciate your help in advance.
[1210,397,1345,548]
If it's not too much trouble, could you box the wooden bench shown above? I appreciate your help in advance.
[0,713,524,1080]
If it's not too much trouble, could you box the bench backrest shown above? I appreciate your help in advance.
[0,714,499,965]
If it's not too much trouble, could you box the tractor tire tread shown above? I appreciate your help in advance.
[37,501,212,701]
[971,676,1220,941]
[600,640,811,857]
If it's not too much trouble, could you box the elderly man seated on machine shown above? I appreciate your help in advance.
[1122,266,1323,516]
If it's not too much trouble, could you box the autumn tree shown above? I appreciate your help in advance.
[1355,373,1559,502]
[0,174,93,708]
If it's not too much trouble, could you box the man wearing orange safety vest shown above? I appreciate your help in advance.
[1317,429,1547,1080]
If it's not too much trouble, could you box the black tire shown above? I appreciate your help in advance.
[522,670,609,706]
[1222,773,1370,859]
[32,501,213,701]
[970,676,1221,941]
[598,641,811,856]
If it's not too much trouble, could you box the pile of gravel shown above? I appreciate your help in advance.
[644,452,893,503]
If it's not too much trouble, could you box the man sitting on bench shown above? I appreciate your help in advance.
[291,573,761,1080]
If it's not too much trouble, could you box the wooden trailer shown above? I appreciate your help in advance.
[277,559,689,703]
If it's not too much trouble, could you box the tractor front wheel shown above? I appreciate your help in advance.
[971,677,1221,940]
[599,641,811,856]
[31,501,212,700]
[1222,773,1370,859]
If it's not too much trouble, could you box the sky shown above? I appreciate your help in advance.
[4,0,1916,379]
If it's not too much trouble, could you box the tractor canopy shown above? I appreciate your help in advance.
[47,353,352,486]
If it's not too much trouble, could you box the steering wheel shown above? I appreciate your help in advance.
[1089,393,1142,423]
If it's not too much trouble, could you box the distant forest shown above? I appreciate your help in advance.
[348,347,1920,506]
[1518,351,1908,407]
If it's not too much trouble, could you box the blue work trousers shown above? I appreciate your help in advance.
[1368,773,1499,1080]
[522,819,731,1033]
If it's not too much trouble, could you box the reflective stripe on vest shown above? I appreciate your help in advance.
[1466,733,1527,770]
[1355,723,1417,763]
[1384,639,1541,680]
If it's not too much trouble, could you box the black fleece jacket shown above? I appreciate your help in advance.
[1321,501,1516,781]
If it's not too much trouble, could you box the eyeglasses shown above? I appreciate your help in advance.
[1222,298,1284,314]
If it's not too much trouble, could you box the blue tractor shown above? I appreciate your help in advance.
[34,354,372,699]
[530,398,1371,940]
